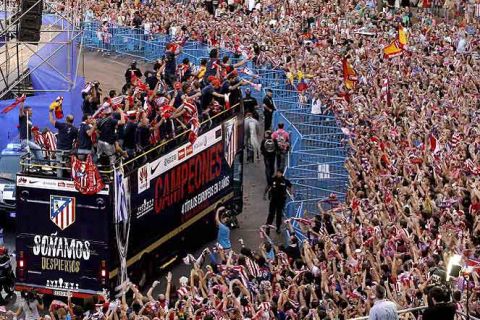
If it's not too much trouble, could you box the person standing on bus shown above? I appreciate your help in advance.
[215,204,231,251]
[135,113,152,154]
[96,108,125,166]
[77,115,95,161]
[266,170,292,235]
[49,111,78,178]
[125,61,142,85]
[19,104,43,161]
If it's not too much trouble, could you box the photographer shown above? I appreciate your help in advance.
[215,203,231,251]
[15,291,44,320]
[422,286,456,320]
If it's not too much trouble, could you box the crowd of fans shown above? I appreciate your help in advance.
[8,0,480,317]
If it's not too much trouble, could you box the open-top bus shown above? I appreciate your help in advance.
[14,108,243,298]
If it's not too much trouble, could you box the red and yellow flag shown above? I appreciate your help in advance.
[384,26,408,59]
[342,58,358,90]
[398,26,408,49]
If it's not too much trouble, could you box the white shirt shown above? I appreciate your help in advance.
[19,299,41,320]
[248,0,255,11]
[369,299,399,320]
[457,38,468,53]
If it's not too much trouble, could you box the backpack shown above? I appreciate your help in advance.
[276,133,290,152]
[264,138,276,154]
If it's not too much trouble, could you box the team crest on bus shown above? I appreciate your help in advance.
[50,196,76,230]
[223,118,237,167]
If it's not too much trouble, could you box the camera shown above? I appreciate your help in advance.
[221,205,239,229]
[22,290,40,302]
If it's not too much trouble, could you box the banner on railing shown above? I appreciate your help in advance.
[317,164,330,179]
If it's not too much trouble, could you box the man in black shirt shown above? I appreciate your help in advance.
[123,113,138,158]
[125,61,143,85]
[19,104,43,160]
[96,108,125,166]
[200,80,224,114]
[261,130,277,199]
[221,72,244,107]
[263,89,276,131]
[164,44,181,88]
[243,88,259,119]
[49,111,78,177]
[423,286,456,320]
[145,71,159,90]
[204,49,220,79]
[77,115,95,160]
[135,115,151,152]
[266,170,292,234]
[132,11,143,28]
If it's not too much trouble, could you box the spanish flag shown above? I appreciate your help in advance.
[398,26,408,49]
[384,26,408,59]
[49,96,64,119]
[342,58,358,90]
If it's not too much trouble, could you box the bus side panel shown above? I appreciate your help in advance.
[15,177,111,296]
[128,122,238,259]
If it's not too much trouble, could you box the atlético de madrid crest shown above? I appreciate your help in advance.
[50,196,76,230]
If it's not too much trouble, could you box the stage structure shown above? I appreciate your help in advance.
[0,0,85,100]
[0,0,86,149]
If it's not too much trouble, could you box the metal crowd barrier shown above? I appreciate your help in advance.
[348,306,480,320]
[263,70,348,241]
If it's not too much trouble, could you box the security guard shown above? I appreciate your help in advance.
[266,170,292,234]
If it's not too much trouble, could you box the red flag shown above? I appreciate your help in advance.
[1,95,26,114]
[131,74,148,92]
[183,100,200,144]
[466,258,480,269]
[224,93,231,110]
[429,134,440,154]
[71,155,105,195]
[297,81,308,92]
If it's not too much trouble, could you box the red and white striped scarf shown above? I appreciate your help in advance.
[176,287,189,298]
[230,265,249,287]
[450,132,463,148]
[465,159,480,175]
[34,130,57,159]
[245,257,261,279]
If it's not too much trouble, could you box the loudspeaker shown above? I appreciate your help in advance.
[18,0,43,42]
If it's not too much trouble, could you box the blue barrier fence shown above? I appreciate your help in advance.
[81,21,349,241]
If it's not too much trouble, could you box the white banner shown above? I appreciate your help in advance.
[17,176,109,195]
[148,125,223,182]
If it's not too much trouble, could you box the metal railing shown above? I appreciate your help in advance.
[18,103,241,180]
[349,306,427,320]
[347,306,480,320]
